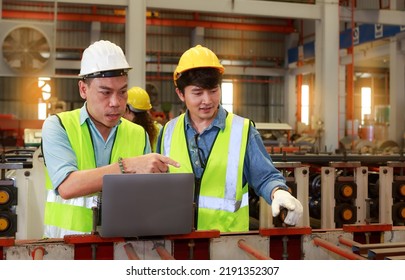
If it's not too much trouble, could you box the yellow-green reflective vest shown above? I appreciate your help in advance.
[44,109,146,237]
[161,113,250,232]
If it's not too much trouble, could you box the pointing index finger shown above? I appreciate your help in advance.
[160,155,181,168]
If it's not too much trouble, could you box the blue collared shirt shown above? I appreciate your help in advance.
[157,105,287,205]
[42,103,151,191]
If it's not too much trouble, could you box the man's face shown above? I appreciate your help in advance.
[79,76,128,129]
[176,85,221,123]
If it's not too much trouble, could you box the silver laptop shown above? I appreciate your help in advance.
[100,173,195,238]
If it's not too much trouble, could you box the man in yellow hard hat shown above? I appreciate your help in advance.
[124,86,162,152]
[157,45,303,232]
[41,40,179,238]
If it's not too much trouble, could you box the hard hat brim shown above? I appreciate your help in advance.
[173,65,224,86]
[78,68,132,79]
[128,104,151,112]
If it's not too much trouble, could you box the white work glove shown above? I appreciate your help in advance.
[272,189,303,226]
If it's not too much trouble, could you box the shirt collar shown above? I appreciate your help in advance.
[184,104,227,132]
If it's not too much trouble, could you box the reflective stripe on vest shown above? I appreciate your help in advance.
[161,113,250,232]
[198,193,249,212]
[43,109,146,237]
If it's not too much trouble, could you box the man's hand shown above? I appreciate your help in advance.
[271,189,303,226]
[123,153,180,173]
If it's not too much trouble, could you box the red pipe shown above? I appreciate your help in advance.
[313,237,366,260]
[155,244,175,260]
[123,243,140,260]
[2,10,126,23]
[147,18,295,33]
[31,246,45,260]
[237,239,272,260]
[338,235,362,248]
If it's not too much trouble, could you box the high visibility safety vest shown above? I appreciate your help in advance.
[161,113,250,232]
[43,109,146,238]
[151,121,163,152]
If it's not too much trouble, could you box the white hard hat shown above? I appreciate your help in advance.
[79,40,132,78]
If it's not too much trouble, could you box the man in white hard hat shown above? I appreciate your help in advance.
[41,40,180,238]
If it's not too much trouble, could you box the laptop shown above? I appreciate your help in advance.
[100,172,195,238]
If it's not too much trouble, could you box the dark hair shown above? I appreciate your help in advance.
[81,77,94,86]
[176,67,223,93]
[132,111,158,148]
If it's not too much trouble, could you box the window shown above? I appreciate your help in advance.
[38,77,51,101]
[38,102,47,120]
[37,77,52,120]
[361,87,371,124]
[221,81,233,113]
[301,85,309,125]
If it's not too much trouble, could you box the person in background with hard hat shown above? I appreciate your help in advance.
[157,45,303,232]
[41,40,179,238]
[123,86,162,152]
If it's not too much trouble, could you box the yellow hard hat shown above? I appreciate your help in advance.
[127,86,152,111]
[173,45,225,86]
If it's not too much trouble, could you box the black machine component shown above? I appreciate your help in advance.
[392,181,405,225]
[334,180,357,227]
[286,180,297,198]
[269,153,405,166]
[367,172,380,223]
[248,188,260,230]
[309,173,321,199]
[0,150,27,237]
[309,197,321,220]
[0,179,18,237]
[248,189,260,218]
[308,172,322,227]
